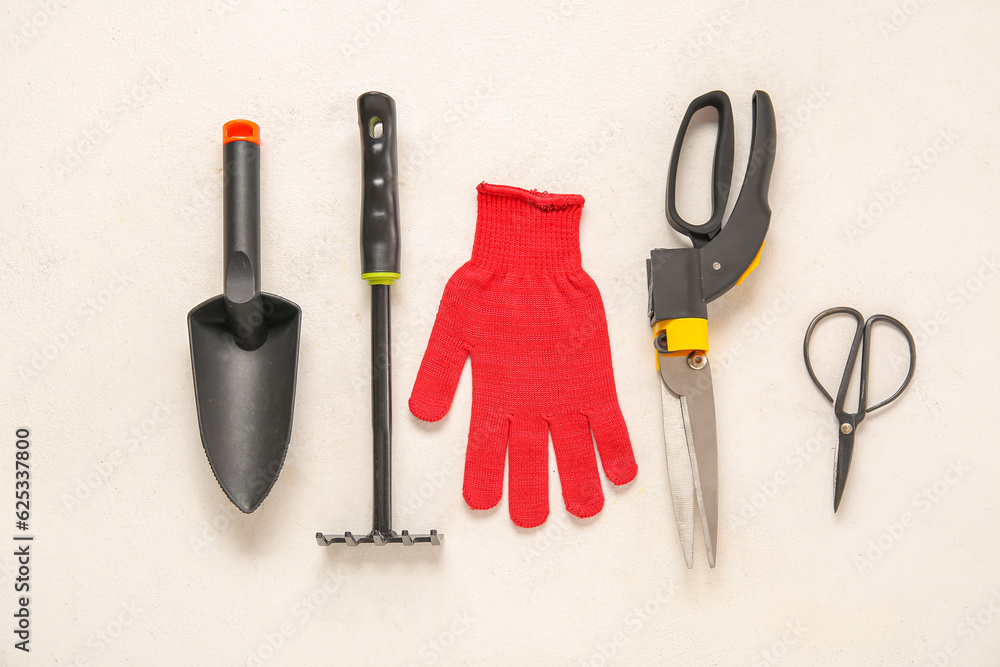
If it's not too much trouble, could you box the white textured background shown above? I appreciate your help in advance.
[1,1,999,665]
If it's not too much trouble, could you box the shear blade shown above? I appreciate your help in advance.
[660,380,695,568]
[659,354,719,568]
[833,429,855,513]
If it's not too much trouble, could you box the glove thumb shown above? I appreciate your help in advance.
[409,286,468,422]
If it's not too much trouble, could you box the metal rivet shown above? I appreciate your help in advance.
[840,423,853,435]
[712,262,721,270]
[687,352,707,370]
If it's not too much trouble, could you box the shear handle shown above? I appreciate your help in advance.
[699,91,776,302]
[665,90,735,249]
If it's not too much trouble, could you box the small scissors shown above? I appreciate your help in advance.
[803,307,917,512]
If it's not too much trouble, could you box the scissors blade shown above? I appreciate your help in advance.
[659,354,719,568]
[833,426,856,513]
[660,378,694,568]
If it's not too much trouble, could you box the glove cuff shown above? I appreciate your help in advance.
[471,182,585,272]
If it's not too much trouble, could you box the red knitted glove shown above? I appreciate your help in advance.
[409,182,636,527]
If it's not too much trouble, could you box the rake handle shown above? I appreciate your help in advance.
[371,284,392,535]
[359,93,400,536]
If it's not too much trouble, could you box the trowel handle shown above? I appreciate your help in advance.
[358,92,401,284]
[222,120,266,350]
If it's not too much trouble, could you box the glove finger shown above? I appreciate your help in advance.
[547,412,604,519]
[507,415,549,528]
[586,405,637,485]
[462,410,508,511]
[409,287,468,422]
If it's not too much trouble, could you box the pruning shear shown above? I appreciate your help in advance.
[647,90,776,568]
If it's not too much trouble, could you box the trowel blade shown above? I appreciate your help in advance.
[188,293,301,513]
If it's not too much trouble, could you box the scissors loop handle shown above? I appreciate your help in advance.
[803,307,863,406]
[665,91,735,249]
[803,307,917,420]
[863,314,917,412]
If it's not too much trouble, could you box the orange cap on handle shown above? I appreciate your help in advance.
[223,119,260,145]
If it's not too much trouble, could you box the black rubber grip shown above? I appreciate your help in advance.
[700,90,776,302]
[665,90,735,249]
[358,92,400,277]
[647,248,707,325]
[222,138,265,350]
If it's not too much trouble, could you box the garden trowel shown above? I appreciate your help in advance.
[188,120,301,513]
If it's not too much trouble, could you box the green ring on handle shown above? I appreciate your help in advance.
[362,272,400,285]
